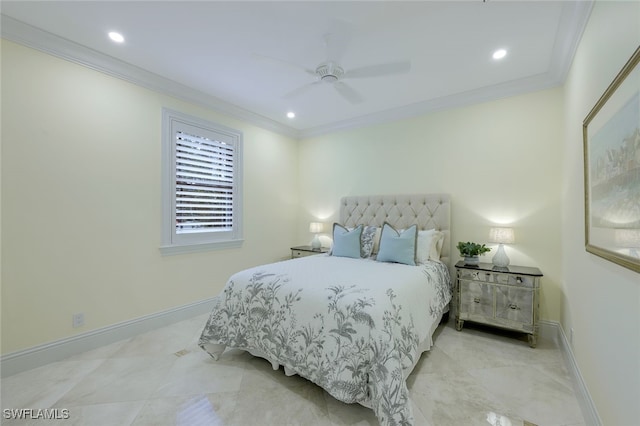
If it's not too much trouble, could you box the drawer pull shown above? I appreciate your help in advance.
[473,297,481,303]
[509,304,520,310]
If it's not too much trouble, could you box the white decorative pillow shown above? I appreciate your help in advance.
[376,222,418,266]
[416,229,444,264]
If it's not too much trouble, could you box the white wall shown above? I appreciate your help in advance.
[0,40,299,354]
[561,1,640,425]
[298,87,564,322]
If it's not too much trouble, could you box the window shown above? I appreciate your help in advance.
[161,108,243,254]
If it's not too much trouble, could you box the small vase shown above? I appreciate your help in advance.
[464,256,480,266]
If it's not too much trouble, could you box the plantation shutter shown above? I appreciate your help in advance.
[175,130,235,234]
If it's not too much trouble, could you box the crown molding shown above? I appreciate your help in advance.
[1,1,593,141]
[298,0,594,139]
[548,0,594,84]
[0,15,300,140]
[299,72,556,139]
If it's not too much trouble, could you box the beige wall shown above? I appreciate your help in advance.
[1,40,299,354]
[561,1,640,424]
[298,88,564,322]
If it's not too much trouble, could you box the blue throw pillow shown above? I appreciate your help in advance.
[332,224,363,259]
[376,222,418,265]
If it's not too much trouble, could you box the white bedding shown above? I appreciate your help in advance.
[199,254,451,425]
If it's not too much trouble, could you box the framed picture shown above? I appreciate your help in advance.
[583,46,640,273]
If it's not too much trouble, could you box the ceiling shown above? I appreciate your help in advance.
[0,1,593,138]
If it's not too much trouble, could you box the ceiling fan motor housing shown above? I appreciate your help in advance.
[316,62,344,83]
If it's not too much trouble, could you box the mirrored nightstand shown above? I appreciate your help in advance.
[454,261,543,347]
[290,245,329,259]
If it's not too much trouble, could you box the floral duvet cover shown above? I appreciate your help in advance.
[199,255,451,426]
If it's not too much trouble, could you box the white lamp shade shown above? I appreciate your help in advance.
[489,227,515,244]
[309,222,323,233]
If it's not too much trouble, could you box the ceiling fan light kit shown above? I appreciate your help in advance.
[316,62,344,83]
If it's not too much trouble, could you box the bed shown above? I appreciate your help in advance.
[199,194,452,425]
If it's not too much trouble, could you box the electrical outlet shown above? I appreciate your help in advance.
[72,313,85,328]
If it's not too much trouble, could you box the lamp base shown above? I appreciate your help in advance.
[492,244,510,268]
[311,235,321,250]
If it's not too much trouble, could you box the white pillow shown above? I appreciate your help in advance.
[416,229,444,263]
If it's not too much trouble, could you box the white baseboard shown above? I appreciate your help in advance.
[539,320,603,426]
[1,297,216,378]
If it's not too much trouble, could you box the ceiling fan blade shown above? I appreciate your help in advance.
[333,82,363,104]
[323,18,353,63]
[344,61,412,79]
[252,53,316,76]
[283,81,321,100]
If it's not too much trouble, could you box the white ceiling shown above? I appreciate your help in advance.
[1,1,592,138]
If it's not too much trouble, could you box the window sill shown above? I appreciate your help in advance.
[160,239,244,256]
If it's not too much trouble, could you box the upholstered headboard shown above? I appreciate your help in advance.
[339,194,451,268]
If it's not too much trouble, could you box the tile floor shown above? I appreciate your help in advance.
[1,315,586,426]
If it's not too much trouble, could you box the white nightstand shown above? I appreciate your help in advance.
[454,261,543,347]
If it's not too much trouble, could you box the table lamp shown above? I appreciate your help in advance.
[489,227,515,268]
[309,222,323,250]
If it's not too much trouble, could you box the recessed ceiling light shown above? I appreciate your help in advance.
[493,49,507,60]
[286,112,295,119]
[108,32,125,43]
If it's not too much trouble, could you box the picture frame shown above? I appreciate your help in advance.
[583,46,640,273]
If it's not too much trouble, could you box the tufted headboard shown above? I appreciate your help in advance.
[339,194,451,268]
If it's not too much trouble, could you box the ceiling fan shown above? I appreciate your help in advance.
[255,21,411,104]
[282,59,411,104]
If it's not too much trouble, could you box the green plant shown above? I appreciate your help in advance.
[457,241,491,257]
